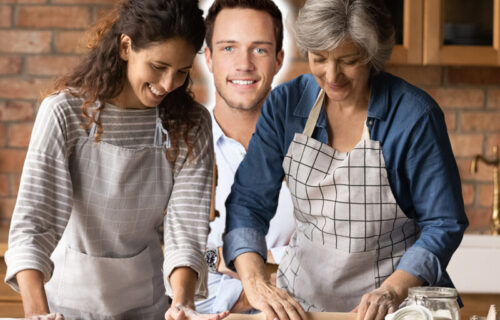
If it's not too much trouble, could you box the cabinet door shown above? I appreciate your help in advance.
[424,0,500,65]
[388,0,424,64]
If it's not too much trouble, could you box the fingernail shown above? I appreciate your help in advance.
[274,318,279,320]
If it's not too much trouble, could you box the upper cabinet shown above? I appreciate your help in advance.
[294,0,500,66]
[423,0,500,65]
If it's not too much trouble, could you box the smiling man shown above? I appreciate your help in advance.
[196,0,295,315]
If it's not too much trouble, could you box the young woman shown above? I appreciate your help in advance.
[4,1,226,319]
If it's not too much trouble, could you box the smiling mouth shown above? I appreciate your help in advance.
[148,84,167,98]
[229,80,257,85]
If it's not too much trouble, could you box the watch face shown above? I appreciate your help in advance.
[207,251,216,264]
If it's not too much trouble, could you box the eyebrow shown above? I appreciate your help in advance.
[215,40,274,46]
[153,61,192,70]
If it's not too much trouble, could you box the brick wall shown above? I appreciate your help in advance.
[1,1,499,233]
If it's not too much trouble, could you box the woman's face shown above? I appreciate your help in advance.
[308,40,371,106]
[116,35,196,109]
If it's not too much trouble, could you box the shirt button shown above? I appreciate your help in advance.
[368,120,373,125]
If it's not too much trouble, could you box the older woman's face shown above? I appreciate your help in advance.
[308,40,371,106]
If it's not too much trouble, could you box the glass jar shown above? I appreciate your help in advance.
[406,287,460,320]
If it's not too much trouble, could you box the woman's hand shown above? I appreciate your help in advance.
[352,270,423,320]
[352,286,399,320]
[165,304,229,320]
[243,277,306,320]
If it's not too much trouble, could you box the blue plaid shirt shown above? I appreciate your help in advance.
[223,72,468,289]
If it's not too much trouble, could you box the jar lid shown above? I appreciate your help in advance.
[385,305,433,320]
[408,286,458,299]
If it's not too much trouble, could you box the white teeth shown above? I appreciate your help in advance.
[231,80,255,85]
[148,84,164,96]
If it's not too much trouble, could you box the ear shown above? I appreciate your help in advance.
[119,34,132,61]
[204,46,214,73]
[274,50,284,75]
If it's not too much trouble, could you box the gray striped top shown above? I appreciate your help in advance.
[4,90,213,299]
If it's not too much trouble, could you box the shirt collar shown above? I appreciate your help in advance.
[292,72,391,123]
[211,108,225,145]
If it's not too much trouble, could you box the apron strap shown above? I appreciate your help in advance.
[154,106,171,148]
[302,89,325,137]
[88,110,101,139]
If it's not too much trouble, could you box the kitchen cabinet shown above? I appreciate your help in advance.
[423,0,500,65]
[386,0,500,65]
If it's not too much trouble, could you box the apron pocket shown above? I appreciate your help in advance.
[58,245,154,316]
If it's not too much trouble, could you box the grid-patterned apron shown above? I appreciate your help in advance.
[45,108,172,319]
[278,90,419,312]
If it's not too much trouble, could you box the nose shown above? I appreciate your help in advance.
[236,49,255,71]
[159,71,176,93]
[325,60,341,84]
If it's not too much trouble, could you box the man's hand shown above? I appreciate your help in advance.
[352,286,399,320]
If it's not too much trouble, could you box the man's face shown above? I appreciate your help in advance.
[205,8,284,111]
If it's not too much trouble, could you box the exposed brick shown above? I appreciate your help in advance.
[478,184,494,207]
[27,55,81,76]
[17,6,91,29]
[485,134,500,157]
[12,173,21,196]
[0,0,46,3]
[0,30,51,54]
[52,0,117,4]
[0,100,35,121]
[443,111,456,132]
[0,174,8,196]
[0,123,6,147]
[386,66,442,86]
[425,88,484,108]
[0,56,23,75]
[0,149,27,173]
[448,67,500,86]
[0,5,12,27]
[461,183,475,206]
[55,31,88,54]
[487,89,500,109]
[0,78,52,100]
[461,112,500,132]
[8,123,33,147]
[95,6,114,20]
[0,197,16,220]
[457,159,492,183]
[449,134,483,157]
[277,60,310,84]
[465,207,492,229]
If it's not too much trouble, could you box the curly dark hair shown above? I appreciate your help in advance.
[50,0,206,163]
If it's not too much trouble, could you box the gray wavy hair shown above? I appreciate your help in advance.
[294,0,395,73]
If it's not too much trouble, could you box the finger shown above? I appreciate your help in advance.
[356,300,369,320]
[271,300,291,320]
[261,304,279,320]
[374,304,389,320]
[284,295,307,320]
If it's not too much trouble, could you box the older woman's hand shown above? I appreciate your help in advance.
[165,304,229,320]
[352,286,399,320]
[242,277,306,320]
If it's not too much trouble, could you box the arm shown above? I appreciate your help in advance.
[16,269,50,316]
[163,106,213,301]
[5,94,74,316]
[169,267,199,309]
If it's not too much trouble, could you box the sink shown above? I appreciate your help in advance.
[447,234,500,293]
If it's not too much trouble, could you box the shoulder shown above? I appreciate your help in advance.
[38,89,85,120]
[187,102,212,136]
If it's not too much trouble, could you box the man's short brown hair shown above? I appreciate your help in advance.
[205,0,284,54]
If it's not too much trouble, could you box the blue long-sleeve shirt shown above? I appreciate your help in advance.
[223,72,468,288]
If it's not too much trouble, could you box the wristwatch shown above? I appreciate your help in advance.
[205,248,218,273]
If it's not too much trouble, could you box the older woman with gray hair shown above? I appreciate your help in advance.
[221,0,468,319]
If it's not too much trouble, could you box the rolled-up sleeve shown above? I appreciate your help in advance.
[223,87,289,270]
[163,106,214,299]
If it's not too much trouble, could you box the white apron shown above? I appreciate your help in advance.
[45,108,172,319]
[278,90,419,312]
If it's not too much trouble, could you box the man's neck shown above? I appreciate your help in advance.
[213,102,262,151]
